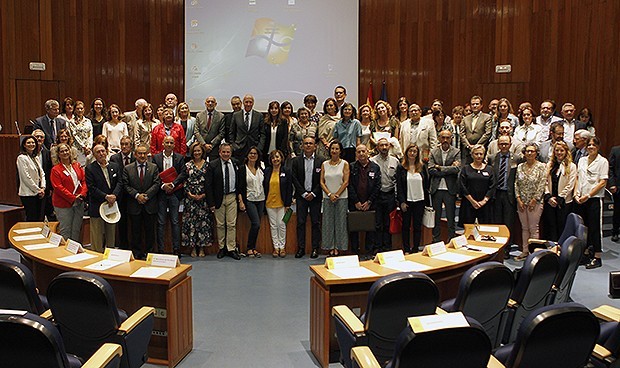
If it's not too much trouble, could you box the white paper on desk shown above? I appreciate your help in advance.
[130,267,170,279]
[383,261,431,272]
[493,236,509,244]
[13,227,42,234]
[0,309,27,316]
[478,225,500,233]
[24,243,57,251]
[433,252,476,263]
[328,267,378,279]
[84,259,123,271]
[57,253,97,263]
[465,246,499,255]
[13,234,46,242]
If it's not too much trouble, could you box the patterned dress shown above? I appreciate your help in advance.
[68,118,93,166]
[181,160,213,249]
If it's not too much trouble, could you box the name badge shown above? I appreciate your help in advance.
[147,253,180,268]
[41,225,50,238]
[422,241,447,257]
[369,172,375,178]
[49,233,63,247]
[375,250,405,265]
[482,171,489,176]
[450,235,468,249]
[104,248,134,263]
[65,239,84,254]
[280,173,286,177]
[64,170,70,176]
[315,168,321,173]
[325,255,359,270]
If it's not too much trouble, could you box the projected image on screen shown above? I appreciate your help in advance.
[185,0,359,112]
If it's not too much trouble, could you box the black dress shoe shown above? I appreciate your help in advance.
[217,248,226,259]
[310,249,319,258]
[295,249,305,258]
[228,250,241,260]
[586,257,602,269]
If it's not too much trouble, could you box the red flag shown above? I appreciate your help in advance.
[366,82,374,107]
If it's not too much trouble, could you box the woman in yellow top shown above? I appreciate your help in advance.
[263,150,293,257]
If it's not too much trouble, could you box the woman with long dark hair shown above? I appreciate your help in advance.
[238,146,265,258]
[17,135,46,221]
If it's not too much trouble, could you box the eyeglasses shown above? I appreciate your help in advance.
[303,142,314,145]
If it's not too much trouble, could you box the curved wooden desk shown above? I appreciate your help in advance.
[9,222,193,368]
[309,224,510,368]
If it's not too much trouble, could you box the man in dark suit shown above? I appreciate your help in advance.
[85,144,123,253]
[460,95,492,164]
[488,135,518,257]
[348,144,382,256]
[152,136,186,255]
[194,96,226,159]
[32,99,66,149]
[428,130,461,243]
[32,129,55,221]
[291,137,323,258]
[109,136,135,249]
[207,143,242,260]
[610,145,620,242]
[225,95,243,143]
[571,129,592,164]
[229,94,265,159]
[123,144,161,259]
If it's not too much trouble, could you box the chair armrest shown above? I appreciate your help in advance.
[82,343,122,368]
[435,307,447,314]
[351,346,382,368]
[40,309,53,319]
[332,305,365,335]
[487,355,506,368]
[593,305,620,322]
[507,299,518,308]
[592,344,613,361]
[118,306,155,334]
[527,238,549,245]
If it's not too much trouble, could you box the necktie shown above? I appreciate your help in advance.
[472,114,479,131]
[207,112,212,130]
[224,161,230,194]
[139,164,145,183]
[454,125,460,149]
[124,156,130,166]
[50,118,56,142]
[575,149,583,163]
[498,155,508,190]
[245,112,250,130]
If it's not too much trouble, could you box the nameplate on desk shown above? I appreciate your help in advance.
[49,233,63,247]
[104,248,134,263]
[422,242,447,257]
[478,225,500,233]
[450,235,469,249]
[325,255,359,270]
[408,312,469,333]
[375,250,405,265]
[65,239,83,254]
[468,226,482,241]
[12,227,42,235]
[41,225,50,238]
[147,253,179,268]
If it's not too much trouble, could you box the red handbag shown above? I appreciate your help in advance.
[389,208,402,234]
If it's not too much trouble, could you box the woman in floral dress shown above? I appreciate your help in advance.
[181,142,213,257]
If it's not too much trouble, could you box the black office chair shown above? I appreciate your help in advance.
[440,261,514,347]
[332,272,439,368]
[47,271,155,368]
[351,317,492,368]
[0,259,49,314]
[503,250,559,344]
[528,212,584,252]
[546,235,585,305]
[493,302,599,368]
[0,312,122,368]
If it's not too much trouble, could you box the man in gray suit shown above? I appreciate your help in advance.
[123,144,161,259]
[229,94,265,159]
[194,96,226,159]
[428,130,461,242]
[538,122,567,163]
[461,95,492,164]
[488,135,518,257]
[32,99,66,149]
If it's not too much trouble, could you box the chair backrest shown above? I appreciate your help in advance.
[452,261,514,346]
[0,259,47,314]
[364,272,439,364]
[550,236,585,304]
[390,318,491,368]
[575,223,587,243]
[558,213,584,245]
[47,271,123,359]
[0,312,72,368]
[505,303,599,368]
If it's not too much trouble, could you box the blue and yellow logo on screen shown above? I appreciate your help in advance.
[246,18,296,65]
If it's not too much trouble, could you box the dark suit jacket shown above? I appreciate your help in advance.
[609,146,620,188]
[85,161,123,217]
[230,109,265,156]
[396,165,430,206]
[291,154,323,200]
[110,152,135,168]
[206,158,240,209]
[122,161,161,215]
[263,120,289,161]
[152,151,186,200]
[194,109,226,157]
[488,151,518,204]
[348,160,382,207]
[33,115,67,149]
[38,147,53,192]
[263,165,293,207]
[428,147,461,195]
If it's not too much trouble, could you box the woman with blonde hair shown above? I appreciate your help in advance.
[134,103,159,150]
[541,141,576,241]
[102,103,128,153]
[370,100,399,150]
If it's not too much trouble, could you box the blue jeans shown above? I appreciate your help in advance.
[157,194,181,252]
[245,200,265,250]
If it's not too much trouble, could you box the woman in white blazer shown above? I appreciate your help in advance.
[17,135,47,221]
[541,141,577,241]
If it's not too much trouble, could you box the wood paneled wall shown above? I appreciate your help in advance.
[0,0,618,154]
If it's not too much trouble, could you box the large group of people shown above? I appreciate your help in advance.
[16,89,618,270]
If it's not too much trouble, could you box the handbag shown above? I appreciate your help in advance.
[610,271,620,298]
[389,208,402,234]
[347,211,376,232]
[423,206,435,228]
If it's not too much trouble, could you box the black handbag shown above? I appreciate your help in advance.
[609,271,620,298]
[347,211,376,232]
